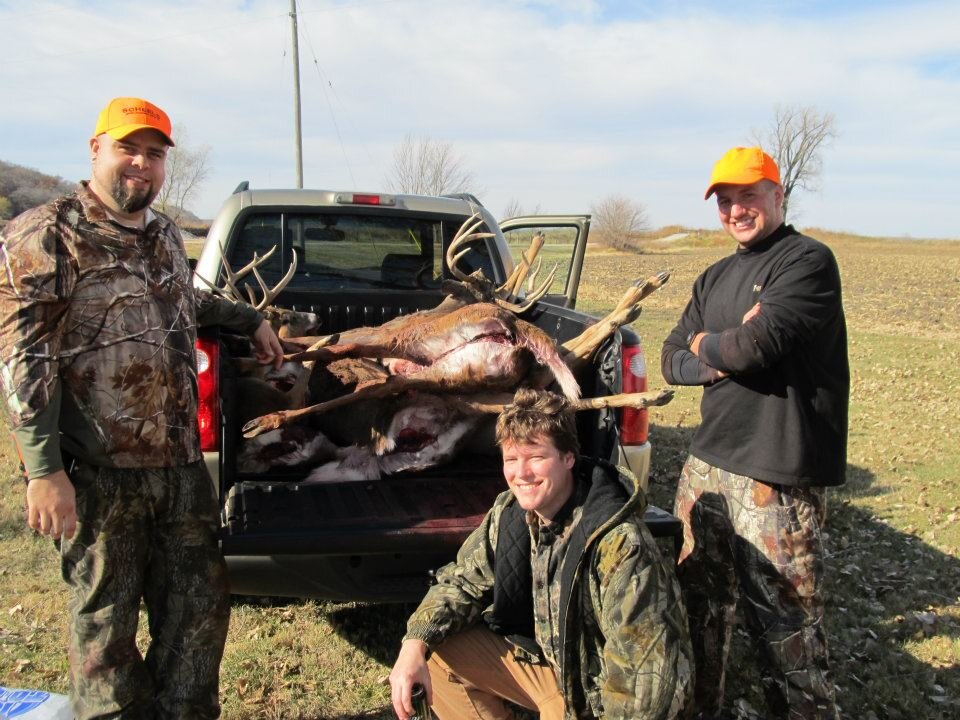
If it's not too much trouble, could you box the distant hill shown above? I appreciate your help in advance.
[0,159,204,231]
[0,160,76,223]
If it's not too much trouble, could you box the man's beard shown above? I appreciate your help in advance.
[110,176,156,213]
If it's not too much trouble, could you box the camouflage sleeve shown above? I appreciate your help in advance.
[194,288,263,335]
[591,522,692,719]
[0,210,73,475]
[11,387,63,476]
[403,496,505,647]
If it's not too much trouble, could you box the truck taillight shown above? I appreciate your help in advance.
[196,337,219,452]
[619,342,649,445]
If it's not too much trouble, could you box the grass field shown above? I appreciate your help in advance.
[1,230,958,718]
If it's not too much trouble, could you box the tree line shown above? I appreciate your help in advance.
[3,104,835,241]
[384,104,836,251]
[1,124,210,230]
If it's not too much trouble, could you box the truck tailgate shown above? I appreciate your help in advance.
[221,464,503,556]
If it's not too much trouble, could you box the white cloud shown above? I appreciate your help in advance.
[1,0,958,237]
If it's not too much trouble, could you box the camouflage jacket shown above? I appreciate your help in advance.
[0,183,262,475]
[405,460,692,719]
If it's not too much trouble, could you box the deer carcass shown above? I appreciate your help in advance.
[229,209,674,482]
[241,300,580,438]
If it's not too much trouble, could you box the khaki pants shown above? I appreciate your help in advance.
[427,626,565,720]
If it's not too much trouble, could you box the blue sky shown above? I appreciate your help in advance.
[1,0,958,238]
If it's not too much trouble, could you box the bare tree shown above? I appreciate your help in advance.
[385,134,477,196]
[752,104,838,220]
[501,198,524,219]
[154,123,212,223]
[590,194,649,250]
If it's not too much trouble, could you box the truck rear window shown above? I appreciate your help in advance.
[228,211,497,291]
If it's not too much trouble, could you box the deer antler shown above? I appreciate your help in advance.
[446,214,558,314]
[217,244,277,300]
[248,249,298,310]
[445,211,495,284]
[215,244,298,310]
[497,231,545,298]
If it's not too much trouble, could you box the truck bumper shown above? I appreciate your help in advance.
[616,441,651,493]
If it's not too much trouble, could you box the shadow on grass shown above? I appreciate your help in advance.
[324,602,418,667]
[821,497,960,719]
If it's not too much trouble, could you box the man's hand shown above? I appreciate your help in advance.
[689,331,728,381]
[742,302,761,324]
[26,470,76,540]
[689,331,707,357]
[389,639,432,720]
[251,319,284,369]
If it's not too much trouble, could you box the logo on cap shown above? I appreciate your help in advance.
[94,97,175,146]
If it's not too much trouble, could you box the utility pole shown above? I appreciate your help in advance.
[290,0,304,188]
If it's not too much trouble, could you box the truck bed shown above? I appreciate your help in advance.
[214,294,679,601]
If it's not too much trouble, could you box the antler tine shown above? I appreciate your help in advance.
[446,212,494,282]
[494,263,558,314]
[194,272,233,299]
[231,245,278,280]
[250,248,298,310]
[497,231,545,298]
[525,258,544,293]
[217,245,279,300]
[216,244,246,300]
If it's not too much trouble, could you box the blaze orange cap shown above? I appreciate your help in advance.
[704,146,779,199]
[93,97,175,146]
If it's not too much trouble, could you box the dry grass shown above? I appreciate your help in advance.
[1,229,958,718]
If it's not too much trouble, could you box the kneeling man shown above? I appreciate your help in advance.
[388,388,692,720]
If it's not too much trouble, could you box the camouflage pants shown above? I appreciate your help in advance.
[57,462,230,720]
[674,456,838,720]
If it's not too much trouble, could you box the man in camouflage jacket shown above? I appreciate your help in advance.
[0,97,283,719]
[388,388,692,720]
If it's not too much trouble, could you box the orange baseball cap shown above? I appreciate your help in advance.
[93,97,175,146]
[704,146,780,199]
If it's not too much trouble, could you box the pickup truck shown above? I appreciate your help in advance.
[193,185,678,602]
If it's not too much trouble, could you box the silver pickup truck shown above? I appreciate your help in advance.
[193,184,676,602]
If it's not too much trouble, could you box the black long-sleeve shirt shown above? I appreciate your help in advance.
[661,224,849,487]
